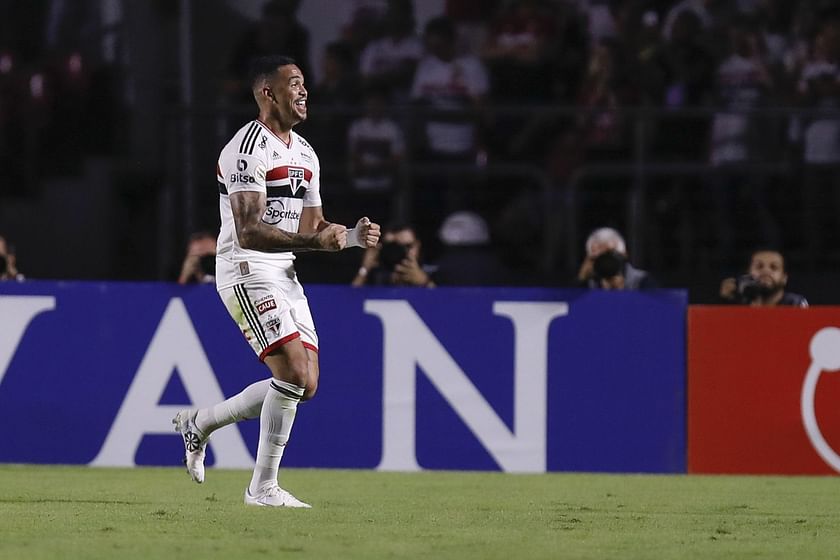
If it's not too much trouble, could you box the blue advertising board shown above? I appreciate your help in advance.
[0,281,687,473]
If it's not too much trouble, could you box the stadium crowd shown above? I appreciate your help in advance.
[0,0,838,297]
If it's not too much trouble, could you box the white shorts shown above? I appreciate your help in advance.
[218,272,318,362]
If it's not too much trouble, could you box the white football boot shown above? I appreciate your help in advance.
[172,409,208,483]
[244,485,312,508]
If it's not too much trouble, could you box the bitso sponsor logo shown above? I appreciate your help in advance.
[231,173,256,184]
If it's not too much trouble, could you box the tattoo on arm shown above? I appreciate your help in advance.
[230,191,320,252]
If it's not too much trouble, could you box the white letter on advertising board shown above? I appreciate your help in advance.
[91,298,253,468]
[365,300,568,473]
[0,296,56,386]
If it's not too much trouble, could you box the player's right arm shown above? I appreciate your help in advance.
[230,190,347,252]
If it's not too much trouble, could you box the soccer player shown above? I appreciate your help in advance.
[173,55,380,508]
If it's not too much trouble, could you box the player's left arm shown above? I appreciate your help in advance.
[300,206,381,249]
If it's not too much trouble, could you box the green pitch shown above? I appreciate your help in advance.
[1,465,839,560]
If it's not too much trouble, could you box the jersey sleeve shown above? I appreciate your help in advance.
[219,148,267,195]
[303,148,322,208]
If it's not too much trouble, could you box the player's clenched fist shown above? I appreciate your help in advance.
[317,223,347,251]
[355,217,381,248]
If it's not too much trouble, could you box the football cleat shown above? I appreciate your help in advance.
[244,485,312,508]
[172,409,208,483]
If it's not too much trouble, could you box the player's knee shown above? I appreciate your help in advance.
[285,357,309,387]
[302,380,318,401]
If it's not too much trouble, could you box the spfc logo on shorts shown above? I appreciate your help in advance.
[288,167,305,195]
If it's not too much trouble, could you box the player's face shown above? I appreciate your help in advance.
[269,64,307,125]
[749,251,786,290]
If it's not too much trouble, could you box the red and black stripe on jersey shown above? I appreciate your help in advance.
[266,166,312,199]
[217,165,313,198]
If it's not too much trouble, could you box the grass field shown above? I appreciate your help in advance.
[1,466,839,560]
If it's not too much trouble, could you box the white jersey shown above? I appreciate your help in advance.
[215,119,322,289]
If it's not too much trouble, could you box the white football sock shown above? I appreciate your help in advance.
[249,379,304,495]
[194,378,271,436]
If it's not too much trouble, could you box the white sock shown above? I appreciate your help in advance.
[194,379,271,436]
[248,379,304,495]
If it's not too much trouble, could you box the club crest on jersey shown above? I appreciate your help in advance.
[288,167,305,195]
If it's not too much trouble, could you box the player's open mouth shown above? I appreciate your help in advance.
[295,99,307,110]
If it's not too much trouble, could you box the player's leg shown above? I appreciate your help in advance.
[302,348,319,401]
[231,279,312,507]
[173,379,270,483]
[245,338,311,508]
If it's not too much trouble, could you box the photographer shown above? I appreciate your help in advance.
[177,231,217,285]
[352,223,435,287]
[719,248,808,307]
[578,227,657,290]
[0,235,24,282]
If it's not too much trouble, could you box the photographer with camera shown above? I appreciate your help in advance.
[0,235,24,282]
[719,248,808,307]
[177,231,217,285]
[577,227,657,290]
[352,223,435,287]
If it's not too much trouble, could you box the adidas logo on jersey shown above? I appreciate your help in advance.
[272,151,281,159]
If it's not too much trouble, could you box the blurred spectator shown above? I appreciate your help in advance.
[359,3,423,102]
[445,0,500,56]
[719,248,808,306]
[411,16,489,162]
[796,24,840,263]
[575,39,631,158]
[709,25,772,166]
[177,231,216,285]
[0,235,24,281]
[577,227,657,290]
[306,41,361,163]
[662,0,714,41]
[627,9,670,106]
[352,223,435,287]
[410,16,490,245]
[347,88,407,219]
[434,210,511,286]
[663,10,717,110]
[707,24,778,265]
[580,0,619,44]
[481,0,555,102]
[221,0,311,105]
[340,0,390,55]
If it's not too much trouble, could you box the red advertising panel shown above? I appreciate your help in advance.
[689,306,840,474]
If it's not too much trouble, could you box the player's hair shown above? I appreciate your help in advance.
[585,227,626,256]
[248,55,298,89]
